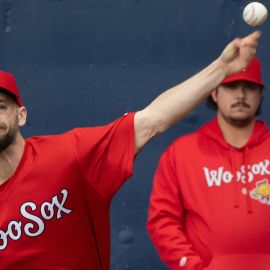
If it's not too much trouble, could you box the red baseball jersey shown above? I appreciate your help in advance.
[0,112,135,270]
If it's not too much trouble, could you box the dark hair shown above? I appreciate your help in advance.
[0,87,18,105]
[207,86,264,116]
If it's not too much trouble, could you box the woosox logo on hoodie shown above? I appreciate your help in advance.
[203,159,270,187]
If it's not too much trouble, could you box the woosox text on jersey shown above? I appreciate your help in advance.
[0,188,72,250]
[203,159,270,187]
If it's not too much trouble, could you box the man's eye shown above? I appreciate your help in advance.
[249,85,260,90]
[224,83,237,89]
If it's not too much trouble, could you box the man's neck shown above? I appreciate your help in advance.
[0,135,25,185]
[217,115,256,148]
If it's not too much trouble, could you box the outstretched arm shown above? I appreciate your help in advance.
[134,31,261,154]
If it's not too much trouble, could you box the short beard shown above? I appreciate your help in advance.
[0,114,19,151]
[0,130,17,151]
[222,113,254,128]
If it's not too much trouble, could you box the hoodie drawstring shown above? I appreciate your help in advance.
[229,148,240,209]
[243,147,253,214]
[230,147,253,214]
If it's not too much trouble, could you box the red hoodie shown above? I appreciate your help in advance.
[147,118,270,270]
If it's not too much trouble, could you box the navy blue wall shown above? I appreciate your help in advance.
[1,0,270,269]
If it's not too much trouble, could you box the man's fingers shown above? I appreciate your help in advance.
[241,31,261,47]
[231,37,242,52]
[240,31,261,61]
[249,30,261,40]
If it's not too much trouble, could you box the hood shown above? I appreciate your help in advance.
[199,118,270,150]
[198,118,270,213]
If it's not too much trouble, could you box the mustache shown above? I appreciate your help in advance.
[231,101,250,108]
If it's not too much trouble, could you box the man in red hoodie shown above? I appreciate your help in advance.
[147,50,270,269]
[0,31,261,269]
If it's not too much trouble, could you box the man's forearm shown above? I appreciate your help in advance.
[134,31,260,154]
[141,58,226,132]
[134,57,229,155]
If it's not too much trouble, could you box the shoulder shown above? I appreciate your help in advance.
[158,130,201,164]
[26,113,133,143]
[26,131,72,144]
[165,119,217,154]
[168,130,200,150]
[25,132,75,153]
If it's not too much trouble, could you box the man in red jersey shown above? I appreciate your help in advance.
[147,43,269,269]
[0,31,260,269]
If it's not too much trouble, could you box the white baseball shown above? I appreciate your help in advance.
[243,2,268,26]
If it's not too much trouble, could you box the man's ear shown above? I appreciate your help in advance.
[211,88,218,103]
[18,106,27,127]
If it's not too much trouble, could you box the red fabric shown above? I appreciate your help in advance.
[0,113,135,270]
[147,118,270,270]
[0,71,22,106]
[221,57,264,87]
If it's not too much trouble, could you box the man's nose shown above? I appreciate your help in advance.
[235,86,246,98]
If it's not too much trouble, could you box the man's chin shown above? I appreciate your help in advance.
[228,116,254,127]
[0,135,15,151]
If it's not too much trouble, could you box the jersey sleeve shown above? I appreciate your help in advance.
[147,149,207,270]
[72,112,135,200]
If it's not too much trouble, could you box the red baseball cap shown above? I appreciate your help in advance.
[0,70,22,106]
[221,56,264,87]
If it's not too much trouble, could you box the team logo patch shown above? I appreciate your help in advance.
[250,179,270,205]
